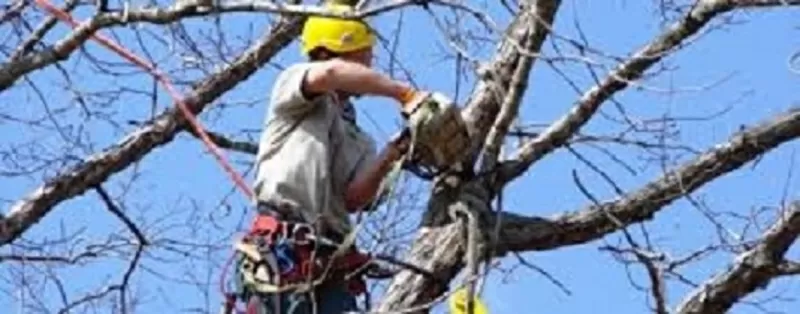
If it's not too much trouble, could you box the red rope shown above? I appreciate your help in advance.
[32,0,255,307]
[31,0,255,201]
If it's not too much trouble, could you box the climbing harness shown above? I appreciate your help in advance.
[226,207,441,313]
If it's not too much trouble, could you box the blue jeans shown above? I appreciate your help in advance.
[245,282,359,314]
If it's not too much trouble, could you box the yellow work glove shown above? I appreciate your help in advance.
[396,89,471,171]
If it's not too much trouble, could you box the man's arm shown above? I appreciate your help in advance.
[344,133,409,211]
[303,59,418,110]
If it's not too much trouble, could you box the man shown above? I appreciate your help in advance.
[245,4,432,314]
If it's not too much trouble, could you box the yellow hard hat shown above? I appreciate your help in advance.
[300,4,376,55]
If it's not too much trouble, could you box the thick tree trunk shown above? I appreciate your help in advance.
[376,0,561,311]
[376,180,493,313]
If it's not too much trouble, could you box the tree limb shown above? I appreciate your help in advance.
[8,0,80,61]
[460,0,561,165]
[94,185,147,245]
[0,251,99,264]
[479,50,531,172]
[778,261,800,275]
[0,17,303,246]
[675,201,800,314]
[498,0,800,184]
[0,0,423,93]
[494,106,800,253]
[376,0,562,311]
[186,128,259,155]
[0,0,27,24]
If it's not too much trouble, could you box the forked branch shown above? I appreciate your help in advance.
[675,201,800,314]
[498,0,800,185]
[494,106,800,253]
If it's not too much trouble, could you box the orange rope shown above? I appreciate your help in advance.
[30,0,255,201]
[32,1,256,308]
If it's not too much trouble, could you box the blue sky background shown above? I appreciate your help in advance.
[1,0,799,313]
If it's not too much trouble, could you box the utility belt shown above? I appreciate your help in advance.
[232,202,378,298]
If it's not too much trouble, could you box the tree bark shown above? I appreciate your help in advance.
[376,0,562,311]
[500,0,764,183]
[494,107,800,253]
[376,104,800,312]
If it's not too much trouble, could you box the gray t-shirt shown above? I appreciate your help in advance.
[253,62,377,237]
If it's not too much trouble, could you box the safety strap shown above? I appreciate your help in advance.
[233,213,442,291]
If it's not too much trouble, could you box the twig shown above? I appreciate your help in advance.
[481,47,532,172]
[500,0,800,184]
[0,251,99,264]
[676,201,800,313]
[94,185,148,245]
[8,0,81,61]
[573,170,668,313]
[0,0,28,24]
[512,252,572,296]
[778,261,800,275]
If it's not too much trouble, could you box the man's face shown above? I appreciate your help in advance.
[343,47,374,67]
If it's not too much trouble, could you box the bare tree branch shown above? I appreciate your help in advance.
[0,0,426,93]
[779,261,800,275]
[459,0,561,166]
[94,185,147,245]
[0,0,27,24]
[495,106,800,253]
[479,50,530,172]
[572,168,668,314]
[186,128,259,155]
[498,0,800,184]
[0,17,303,246]
[8,0,80,61]
[94,184,147,313]
[0,251,99,264]
[376,0,562,311]
[675,201,800,314]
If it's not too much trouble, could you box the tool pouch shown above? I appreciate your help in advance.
[232,215,373,298]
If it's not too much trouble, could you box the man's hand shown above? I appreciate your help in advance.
[386,128,411,158]
[344,130,410,212]
[401,92,471,170]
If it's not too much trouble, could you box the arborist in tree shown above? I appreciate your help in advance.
[226,3,471,314]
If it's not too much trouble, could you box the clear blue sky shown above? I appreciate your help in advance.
[1,0,799,313]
